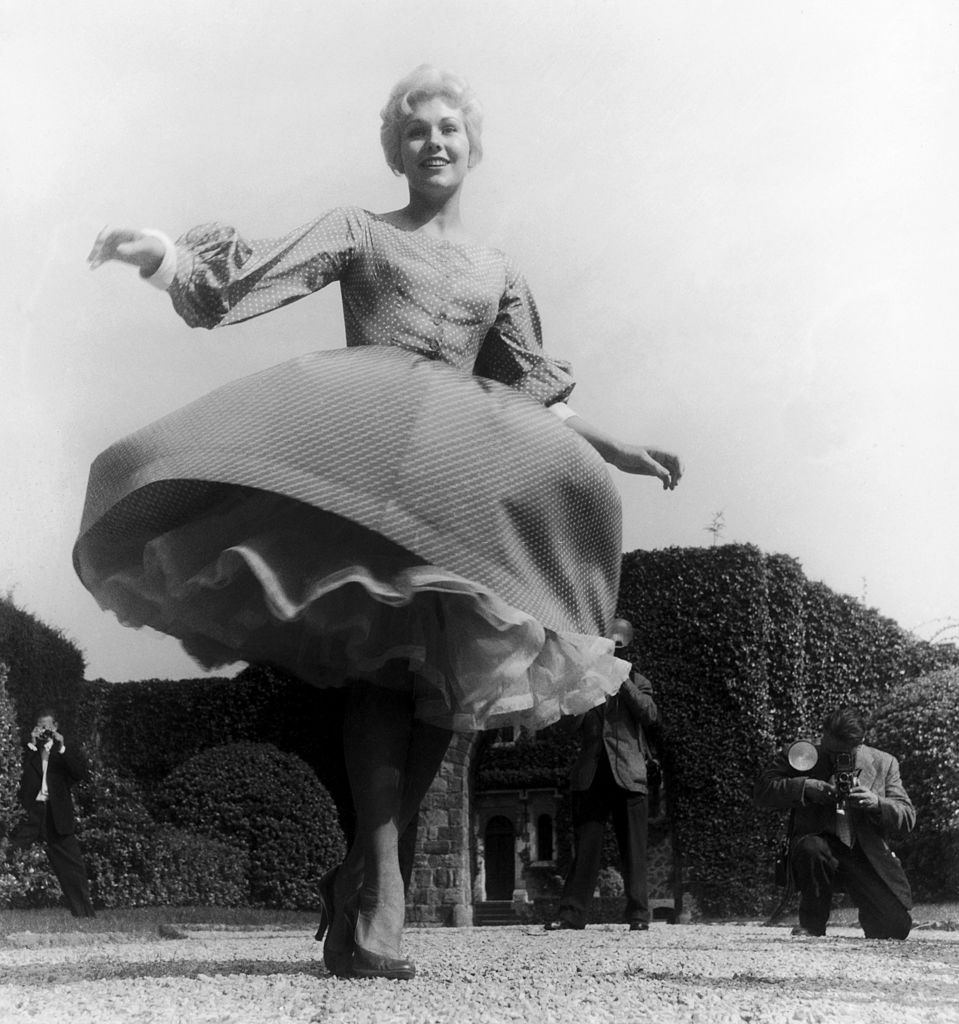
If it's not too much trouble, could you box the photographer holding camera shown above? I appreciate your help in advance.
[15,708,95,918]
[754,706,914,939]
[544,618,661,932]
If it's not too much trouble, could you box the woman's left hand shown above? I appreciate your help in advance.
[616,446,684,490]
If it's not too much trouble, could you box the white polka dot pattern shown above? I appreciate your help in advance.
[168,207,575,407]
[73,212,627,725]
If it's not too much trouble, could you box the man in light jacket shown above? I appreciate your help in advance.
[755,706,914,939]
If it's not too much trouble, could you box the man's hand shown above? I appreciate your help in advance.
[846,784,879,812]
[803,779,836,805]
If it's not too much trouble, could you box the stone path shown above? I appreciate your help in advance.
[1,922,958,1023]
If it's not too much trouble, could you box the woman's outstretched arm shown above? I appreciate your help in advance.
[551,404,683,490]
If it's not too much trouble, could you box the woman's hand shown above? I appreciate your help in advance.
[88,227,165,276]
[559,413,684,490]
[620,447,684,491]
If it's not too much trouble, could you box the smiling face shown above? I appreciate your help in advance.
[398,97,471,193]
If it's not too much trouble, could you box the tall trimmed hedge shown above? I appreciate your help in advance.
[611,545,952,916]
[617,545,778,915]
[476,543,956,917]
[0,595,85,737]
[869,667,959,900]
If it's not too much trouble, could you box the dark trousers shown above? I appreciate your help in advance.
[792,833,910,939]
[37,802,95,918]
[559,755,649,926]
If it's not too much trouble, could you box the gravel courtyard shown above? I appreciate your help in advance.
[1,922,958,1024]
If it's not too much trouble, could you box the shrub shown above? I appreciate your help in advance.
[76,765,251,908]
[76,669,354,835]
[148,827,249,906]
[0,840,60,909]
[868,666,959,900]
[155,742,346,909]
[75,765,157,908]
[597,866,624,898]
[0,663,22,838]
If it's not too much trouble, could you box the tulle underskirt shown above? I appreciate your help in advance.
[73,346,629,730]
[80,491,628,730]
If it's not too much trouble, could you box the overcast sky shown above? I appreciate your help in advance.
[2,0,957,681]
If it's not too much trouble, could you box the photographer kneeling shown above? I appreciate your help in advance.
[754,707,914,939]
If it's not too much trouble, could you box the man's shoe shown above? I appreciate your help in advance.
[544,919,584,931]
[628,922,649,931]
[790,925,824,937]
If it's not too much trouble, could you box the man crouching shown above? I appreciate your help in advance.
[754,707,914,939]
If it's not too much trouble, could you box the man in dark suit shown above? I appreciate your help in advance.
[545,619,659,931]
[754,706,914,939]
[16,708,95,918]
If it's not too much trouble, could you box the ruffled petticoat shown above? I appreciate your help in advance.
[74,345,629,731]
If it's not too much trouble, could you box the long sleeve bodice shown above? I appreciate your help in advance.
[166,206,575,406]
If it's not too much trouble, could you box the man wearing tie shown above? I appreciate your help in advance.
[754,706,914,939]
[17,708,95,918]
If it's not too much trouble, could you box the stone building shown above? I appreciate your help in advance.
[406,729,675,926]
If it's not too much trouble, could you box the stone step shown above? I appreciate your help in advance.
[473,901,519,926]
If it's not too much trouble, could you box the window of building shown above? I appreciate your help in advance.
[536,813,553,862]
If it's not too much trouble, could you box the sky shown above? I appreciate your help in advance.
[2,0,958,681]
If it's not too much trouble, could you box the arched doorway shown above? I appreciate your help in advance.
[484,815,515,900]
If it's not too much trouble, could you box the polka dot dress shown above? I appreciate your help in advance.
[74,209,629,730]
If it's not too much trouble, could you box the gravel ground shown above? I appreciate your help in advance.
[1,922,958,1024]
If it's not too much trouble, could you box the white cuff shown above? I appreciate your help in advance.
[548,402,578,422]
[140,229,178,290]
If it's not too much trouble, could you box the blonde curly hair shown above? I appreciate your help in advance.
[380,65,484,175]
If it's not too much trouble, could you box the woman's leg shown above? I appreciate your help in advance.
[342,678,409,958]
[336,669,454,959]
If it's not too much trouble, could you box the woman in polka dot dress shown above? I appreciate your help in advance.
[79,66,682,979]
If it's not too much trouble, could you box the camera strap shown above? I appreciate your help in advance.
[834,806,854,847]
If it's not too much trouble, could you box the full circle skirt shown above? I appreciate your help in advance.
[73,345,628,730]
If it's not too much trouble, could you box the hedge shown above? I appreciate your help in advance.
[76,667,354,837]
[7,542,956,917]
[869,667,959,900]
[0,763,253,910]
[0,595,85,738]
[0,664,21,838]
[478,544,957,918]
[155,742,346,909]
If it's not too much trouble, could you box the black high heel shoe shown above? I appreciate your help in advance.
[315,866,356,978]
[314,865,338,942]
